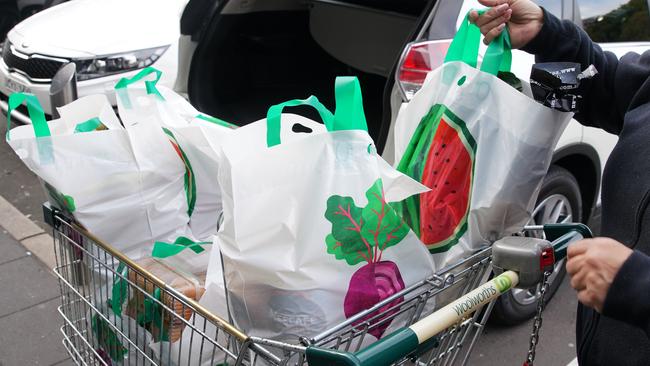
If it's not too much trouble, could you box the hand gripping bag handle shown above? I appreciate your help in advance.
[266,76,369,147]
[444,10,512,76]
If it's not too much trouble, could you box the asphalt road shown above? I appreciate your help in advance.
[1,113,589,365]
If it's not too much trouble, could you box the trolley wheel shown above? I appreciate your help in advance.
[491,165,582,325]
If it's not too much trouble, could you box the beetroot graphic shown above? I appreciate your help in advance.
[343,261,405,338]
[394,104,476,253]
[325,179,410,339]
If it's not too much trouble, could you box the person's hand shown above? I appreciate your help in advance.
[566,238,633,313]
[468,0,544,48]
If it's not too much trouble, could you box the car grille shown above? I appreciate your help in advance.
[2,42,68,81]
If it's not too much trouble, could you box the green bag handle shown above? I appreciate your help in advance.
[266,77,369,147]
[6,93,54,163]
[444,10,512,76]
[5,93,50,140]
[195,114,238,129]
[333,76,368,132]
[266,96,334,147]
[111,262,129,316]
[74,117,103,133]
[152,236,212,258]
[114,67,164,107]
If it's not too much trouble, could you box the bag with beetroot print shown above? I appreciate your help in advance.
[393,14,572,268]
[208,77,436,344]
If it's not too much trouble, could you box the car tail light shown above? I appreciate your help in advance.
[397,40,451,100]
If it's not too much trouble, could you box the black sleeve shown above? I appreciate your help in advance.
[521,9,630,135]
[603,250,650,337]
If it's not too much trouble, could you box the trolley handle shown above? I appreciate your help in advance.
[305,224,591,366]
[543,223,593,261]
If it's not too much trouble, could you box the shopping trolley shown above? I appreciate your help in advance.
[44,203,591,366]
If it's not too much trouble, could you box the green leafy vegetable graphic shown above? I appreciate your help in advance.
[325,179,409,265]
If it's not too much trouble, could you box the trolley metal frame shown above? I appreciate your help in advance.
[45,204,508,366]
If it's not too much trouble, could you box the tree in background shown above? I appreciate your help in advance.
[583,0,650,43]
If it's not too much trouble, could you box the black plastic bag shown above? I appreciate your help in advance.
[530,62,597,112]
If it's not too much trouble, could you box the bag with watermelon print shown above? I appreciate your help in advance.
[115,67,237,244]
[6,93,193,261]
[208,76,436,345]
[393,13,573,267]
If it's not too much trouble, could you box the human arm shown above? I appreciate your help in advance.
[469,0,642,135]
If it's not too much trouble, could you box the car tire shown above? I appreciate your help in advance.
[491,165,583,325]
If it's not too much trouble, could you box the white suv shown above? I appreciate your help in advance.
[174,0,650,323]
[0,0,187,123]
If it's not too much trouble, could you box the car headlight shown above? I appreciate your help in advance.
[73,45,169,81]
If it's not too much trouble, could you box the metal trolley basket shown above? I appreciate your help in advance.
[45,204,588,366]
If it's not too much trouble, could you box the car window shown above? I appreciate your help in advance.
[580,0,650,42]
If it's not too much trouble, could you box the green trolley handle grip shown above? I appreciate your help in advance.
[544,223,594,262]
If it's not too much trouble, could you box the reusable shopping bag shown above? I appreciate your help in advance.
[209,77,436,343]
[393,13,573,267]
[6,93,193,260]
[115,67,237,243]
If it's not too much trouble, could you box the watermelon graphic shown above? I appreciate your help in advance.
[394,104,475,253]
[162,128,196,217]
[325,179,409,339]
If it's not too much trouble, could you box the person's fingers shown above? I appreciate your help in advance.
[475,3,510,27]
[478,0,510,7]
[577,289,596,309]
[483,23,505,45]
[570,269,587,291]
[567,239,591,259]
[565,255,584,276]
[469,9,480,23]
[479,9,512,35]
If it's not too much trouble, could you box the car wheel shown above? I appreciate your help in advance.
[491,165,582,325]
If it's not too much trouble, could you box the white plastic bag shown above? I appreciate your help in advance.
[393,15,573,267]
[114,68,236,243]
[211,77,436,343]
[6,93,192,260]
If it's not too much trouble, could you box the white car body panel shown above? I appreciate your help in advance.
[11,0,186,56]
[1,0,187,118]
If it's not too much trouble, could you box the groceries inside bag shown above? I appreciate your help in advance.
[207,77,436,343]
[393,14,573,268]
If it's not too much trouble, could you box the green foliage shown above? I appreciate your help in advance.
[325,179,409,265]
[584,0,650,43]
